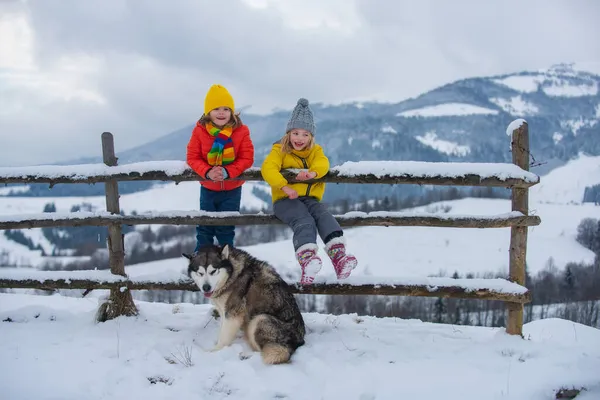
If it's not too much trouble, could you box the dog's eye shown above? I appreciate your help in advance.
[198,271,204,277]
[209,269,217,276]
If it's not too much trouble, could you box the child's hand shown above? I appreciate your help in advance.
[296,171,317,181]
[207,167,225,181]
[282,186,298,199]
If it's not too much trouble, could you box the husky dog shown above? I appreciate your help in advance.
[183,244,306,364]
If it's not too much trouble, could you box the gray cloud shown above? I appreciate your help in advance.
[1,0,599,166]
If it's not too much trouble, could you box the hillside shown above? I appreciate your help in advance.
[530,153,600,204]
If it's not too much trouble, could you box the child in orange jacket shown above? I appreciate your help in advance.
[186,84,254,251]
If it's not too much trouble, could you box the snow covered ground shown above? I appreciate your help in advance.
[0,293,598,400]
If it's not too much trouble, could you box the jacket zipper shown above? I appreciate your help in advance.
[292,154,312,197]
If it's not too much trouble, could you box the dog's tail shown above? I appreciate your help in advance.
[261,343,291,364]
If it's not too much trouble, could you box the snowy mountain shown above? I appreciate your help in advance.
[108,63,599,170]
[5,63,599,201]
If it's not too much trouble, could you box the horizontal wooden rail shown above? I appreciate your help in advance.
[0,277,531,303]
[0,161,540,188]
[0,211,541,230]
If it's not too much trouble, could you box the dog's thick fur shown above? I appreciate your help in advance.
[183,245,305,364]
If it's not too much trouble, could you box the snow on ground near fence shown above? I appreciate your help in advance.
[0,159,539,182]
[0,293,598,400]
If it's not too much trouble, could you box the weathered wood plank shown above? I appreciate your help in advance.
[507,121,530,336]
[0,212,542,230]
[0,278,531,303]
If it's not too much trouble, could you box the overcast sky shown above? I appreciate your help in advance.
[1,0,599,166]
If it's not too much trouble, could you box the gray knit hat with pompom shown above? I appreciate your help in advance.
[286,98,316,135]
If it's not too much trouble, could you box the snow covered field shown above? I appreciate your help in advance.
[0,293,598,399]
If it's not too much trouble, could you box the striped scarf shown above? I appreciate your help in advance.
[206,122,235,166]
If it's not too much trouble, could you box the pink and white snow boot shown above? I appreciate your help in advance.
[326,237,357,280]
[295,243,322,285]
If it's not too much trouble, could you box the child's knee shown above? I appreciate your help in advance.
[290,217,316,232]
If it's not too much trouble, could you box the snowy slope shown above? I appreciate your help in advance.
[0,293,598,400]
[397,103,499,117]
[415,131,470,156]
[530,153,600,204]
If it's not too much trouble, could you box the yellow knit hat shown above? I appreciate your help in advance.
[204,84,235,115]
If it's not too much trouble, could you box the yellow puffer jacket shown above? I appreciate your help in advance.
[261,143,330,203]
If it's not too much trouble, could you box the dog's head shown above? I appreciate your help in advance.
[183,245,234,298]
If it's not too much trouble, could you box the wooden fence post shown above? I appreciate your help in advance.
[506,121,529,336]
[96,132,138,322]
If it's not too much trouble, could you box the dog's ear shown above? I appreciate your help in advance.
[182,253,193,260]
[221,244,230,260]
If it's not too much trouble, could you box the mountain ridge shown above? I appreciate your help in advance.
[5,63,599,200]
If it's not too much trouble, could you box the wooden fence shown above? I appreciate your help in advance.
[0,121,539,336]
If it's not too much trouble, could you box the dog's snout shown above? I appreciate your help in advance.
[202,283,212,293]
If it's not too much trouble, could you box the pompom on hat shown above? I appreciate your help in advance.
[204,84,235,115]
[286,98,316,135]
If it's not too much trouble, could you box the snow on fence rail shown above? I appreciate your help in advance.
[0,160,539,187]
[0,120,537,336]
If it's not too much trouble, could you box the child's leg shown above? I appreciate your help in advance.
[273,198,322,284]
[214,186,242,247]
[301,197,342,242]
[273,198,317,250]
[302,197,357,279]
[195,186,217,251]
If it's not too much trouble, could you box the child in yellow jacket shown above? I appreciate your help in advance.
[261,98,358,285]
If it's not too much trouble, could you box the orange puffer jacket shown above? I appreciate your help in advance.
[186,121,255,191]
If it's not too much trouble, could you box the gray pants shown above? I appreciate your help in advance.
[273,196,342,250]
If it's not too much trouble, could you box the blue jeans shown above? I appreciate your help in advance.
[195,186,242,251]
